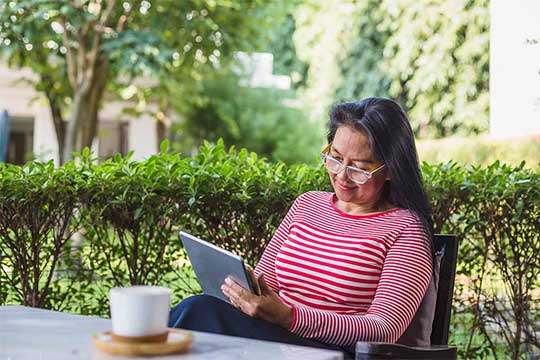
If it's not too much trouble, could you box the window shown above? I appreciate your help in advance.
[7,117,34,165]
[98,120,129,161]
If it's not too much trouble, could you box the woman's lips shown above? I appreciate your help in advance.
[336,182,355,191]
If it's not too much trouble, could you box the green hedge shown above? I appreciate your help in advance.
[1,141,539,359]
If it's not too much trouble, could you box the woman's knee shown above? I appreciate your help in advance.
[169,294,226,328]
[176,294,223,312]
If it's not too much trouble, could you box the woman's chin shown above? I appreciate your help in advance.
[334,187,357,202]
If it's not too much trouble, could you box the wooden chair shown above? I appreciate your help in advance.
[355,234,459,360]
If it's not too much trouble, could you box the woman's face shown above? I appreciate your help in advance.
[327,126,389,213]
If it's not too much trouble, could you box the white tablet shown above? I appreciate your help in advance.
[179,231,257,303]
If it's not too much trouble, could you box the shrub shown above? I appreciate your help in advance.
[182,141,330,265]
[0,142,539,358]
[423,161,540,359]
[0,160,85,309]
[456,162,540,359]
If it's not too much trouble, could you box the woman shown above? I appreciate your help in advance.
[169,98,434,359]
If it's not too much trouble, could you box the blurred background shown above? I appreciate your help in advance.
[0,0,539,167]
[1,3,540,359]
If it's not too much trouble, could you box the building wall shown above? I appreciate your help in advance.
[0,65,58,163]
[490,0,540,137]
[0,64,158,164]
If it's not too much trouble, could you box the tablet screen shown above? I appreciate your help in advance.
[180,231,256,303]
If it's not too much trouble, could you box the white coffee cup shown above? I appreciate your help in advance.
[109,286,172,341]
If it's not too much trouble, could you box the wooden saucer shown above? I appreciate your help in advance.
[93,328,193,356]
[111,332,169,343]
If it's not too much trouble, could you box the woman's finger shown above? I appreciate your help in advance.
[230,298,240,309]
[247,269,262,295]
[224,277,251,299]
[221,284,235,300]
[257,274,271,295]
[232,292,255,315]
[222,283,246,302]
[221,285,242,308]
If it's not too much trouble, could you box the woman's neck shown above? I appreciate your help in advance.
[335,198,395,216]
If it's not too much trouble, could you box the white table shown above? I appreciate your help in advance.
[0,306,343,360]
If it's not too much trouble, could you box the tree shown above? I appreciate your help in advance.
[265,13,308,90]
[380,0,489,138]
[293,0,489,139]
[292,0,357,124]
[168,70,322,165]
[333,0,392,103]
[0,0,283,164]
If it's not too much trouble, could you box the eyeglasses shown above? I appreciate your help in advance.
[320,143,385,185]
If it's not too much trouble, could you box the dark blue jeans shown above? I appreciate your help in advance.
[169,294,354,359]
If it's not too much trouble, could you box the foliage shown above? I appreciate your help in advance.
[79,148,191,286]
[1,143,539,358]
[265,12,308,89]
[292,0,357,123]
[293,0,489,138]
[422,161,540,359]
[333,0,392,103]
[380,0,490,138]
[0,0,286,162]
[417,135,540,169]
[169,71,324,164]
[0,160,85,308]
[460,163,540,359]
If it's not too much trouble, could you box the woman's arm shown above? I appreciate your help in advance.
[253,195,303,293]
[221,194,304,327]
[288,221,433,347]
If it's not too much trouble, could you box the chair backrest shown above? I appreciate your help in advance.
[430,234,459,346]
[397,234,459,347]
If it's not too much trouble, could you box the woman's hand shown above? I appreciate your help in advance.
[221,272,294,329]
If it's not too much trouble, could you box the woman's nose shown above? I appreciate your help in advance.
[336,167,349,181]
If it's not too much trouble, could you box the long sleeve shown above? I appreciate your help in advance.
[253,195,302,293]
[288,220,433,346]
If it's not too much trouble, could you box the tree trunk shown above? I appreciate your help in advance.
[156,117,170,152]
[63,90,86,163]
[47,96,66,165]
[62,56,109,164]
[82,56,109,150]
[39,68,66,165]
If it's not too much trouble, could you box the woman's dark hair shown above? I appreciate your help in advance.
[327,97,434,247]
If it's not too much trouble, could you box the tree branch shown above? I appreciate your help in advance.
[116,0,141,32]
[61,17,78,90]
[82,0,116,95]
[84,35,101,93]
[100,0,117,27]
[76,29,87,90]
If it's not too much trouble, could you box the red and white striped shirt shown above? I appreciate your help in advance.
[253,191,432,347]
